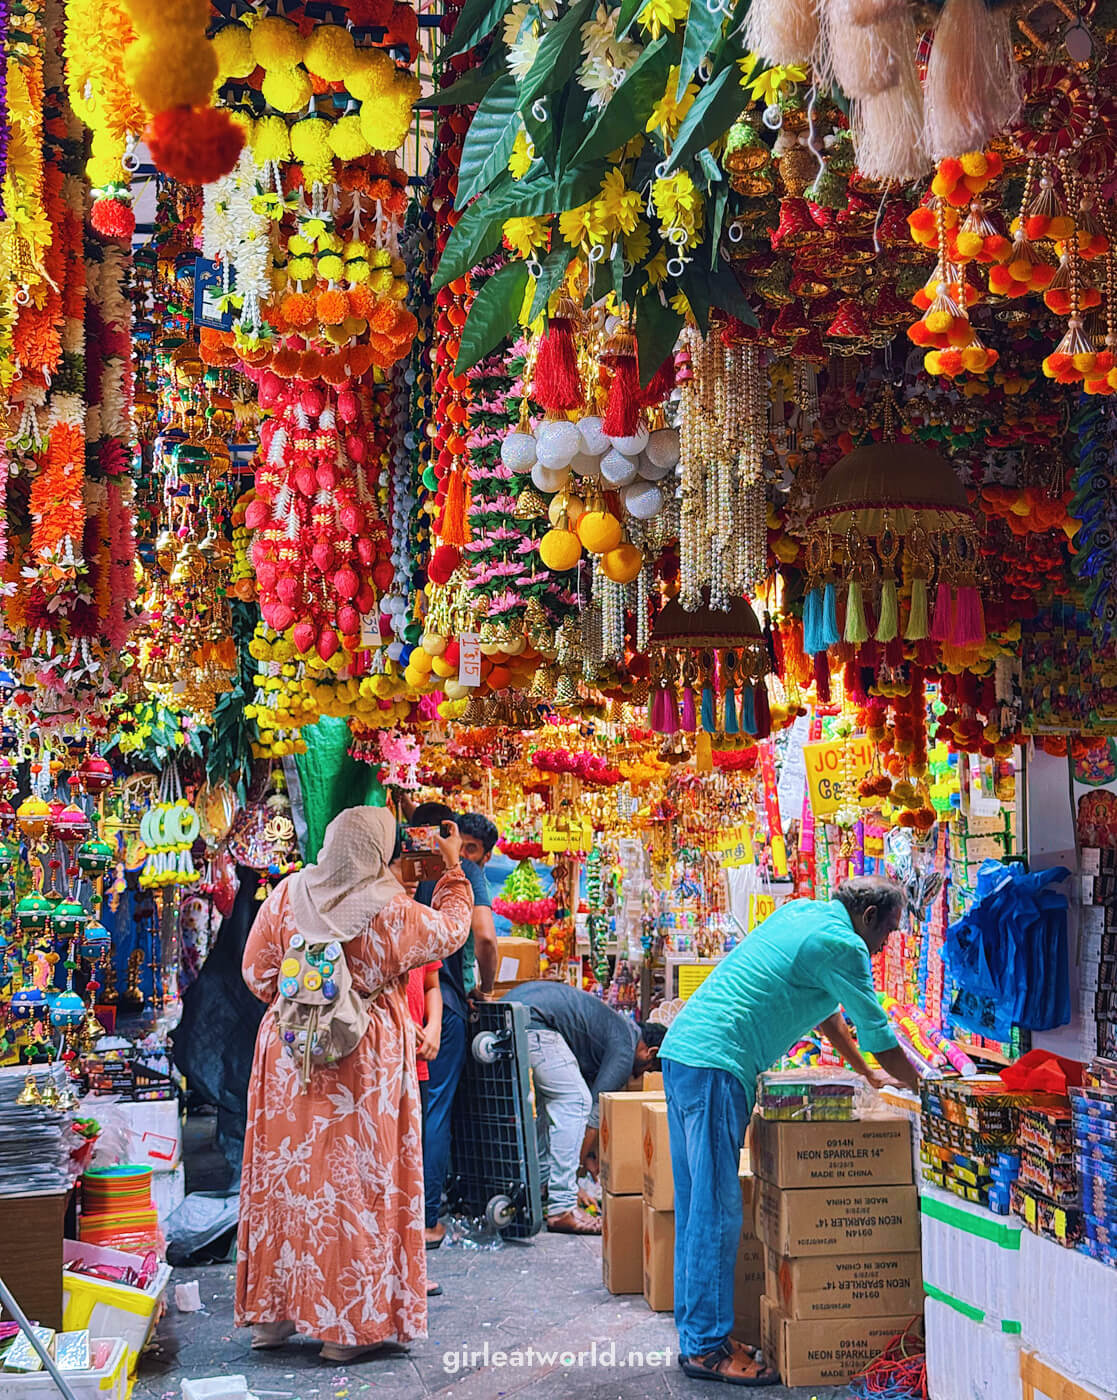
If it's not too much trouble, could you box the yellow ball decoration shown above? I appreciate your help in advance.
[124,29,217,110]
[261,65,312,113]
[539,527,583,572]
[359,72,419,151]
[290,114,332,178]
[577,510,622,555]
[252,113,292,163]
[212,22,254,78]
[250,15,304,68]
[303,25,357,81]
[346,48,394,101]
[124,0,207,28]
[329,112,371,161]
[548,494,585,528]
[600,542,643,583]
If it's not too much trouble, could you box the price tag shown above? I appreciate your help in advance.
[359,614,382,649]
[1024,1194,1037,1226]
[458,632,482,687]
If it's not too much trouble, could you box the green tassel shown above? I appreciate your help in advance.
[724,685,739,734]
[875,577,899,643]
[844,580,869,644]
[905,576,929,641]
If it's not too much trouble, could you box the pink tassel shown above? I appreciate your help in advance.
[651,688,669,733]
[952,585,986,647]
[660,687,679,735]
[680,685,696,733]
[754,681,771,739]
[930,582,954,643]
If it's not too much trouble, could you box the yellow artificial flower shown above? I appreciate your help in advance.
[740,54,807,105]
[595,168,642,236]
[670,291,693,320]
[643,248,668,287]
[503,214,551,258]
[508,126,535,179]
[637,0,687,38]
[646,66,698,138]
[652,170,702,245]
[623,219,651,264]
[559,200,608,248]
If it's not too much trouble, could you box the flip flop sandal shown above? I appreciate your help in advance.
[545,1212,601,1235]
[678,1341,779,1387]
[424,1235,444,1250]
[427,1282,443,1297]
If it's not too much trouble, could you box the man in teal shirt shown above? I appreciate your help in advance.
[661,877,921,1386]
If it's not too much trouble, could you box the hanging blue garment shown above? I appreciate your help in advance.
[944,860,1071,1042]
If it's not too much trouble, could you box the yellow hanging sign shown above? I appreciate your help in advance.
[678,964,716,999]
[717,825,755,867]
[802,737,877,819]
[541,815,593,853]
[746,894,776,931]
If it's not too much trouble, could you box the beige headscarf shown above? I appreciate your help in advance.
[284,806,404,943]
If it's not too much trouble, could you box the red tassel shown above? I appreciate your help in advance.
[813,651,831,701]
[952,585,986,646]
[602,353,640,438]
[640,354,677,408]
[438,468,470,547]
[884,638,904,668]
[533,306,583,414]
[754,680,771,738]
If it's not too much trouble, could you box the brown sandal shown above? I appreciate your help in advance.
[678,1340,779,1387]
[545,1207,601,1234]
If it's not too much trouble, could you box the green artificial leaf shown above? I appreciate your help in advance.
[677,0,729,98]
[433,198,507,290]
[679,264,713,335]
[708,180,728,269]
[554,161,609,209]
[456,261,533,373]
[556,89,595,172]
[615,0,647,39]
[665,62,741,173]
[610,243,625,303]
[524,100,559,174]
[413,66,501,109]
[572,37,672,167]
[635,293,684,385]
[685,261,758,329]
[698,147,722,183]
[520,0,595,112]
[443,0,517,59]
[456,75,522,207]
[529,245,575,320]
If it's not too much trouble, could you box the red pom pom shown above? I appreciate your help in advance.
[145,107,245,186]
[90,197,135,242]
[427,544,461,584]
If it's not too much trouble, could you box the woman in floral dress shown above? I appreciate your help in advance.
[235,807,473,1362]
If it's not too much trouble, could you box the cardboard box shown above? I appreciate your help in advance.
[764,1249,924,1319]
[642,1202,674,1311]
[600,1091,664,1195]
[761,1296,922,1388]
[492,938,541,994]
[642,1101,673,1209]
[602,1192,643,1295]
[731,1237,766,1347]
[755,1180,919,1257]
[751,1115,913,1189]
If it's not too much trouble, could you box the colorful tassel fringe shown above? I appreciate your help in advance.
[844,580,869,644]
[740,682,756,736]
[819,581,840,648]
[680,685,696,733]
[905,576,929,641]
[875,577,899,643]
[930,581,954,643]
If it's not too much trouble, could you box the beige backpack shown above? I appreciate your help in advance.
[274,933,370,1087]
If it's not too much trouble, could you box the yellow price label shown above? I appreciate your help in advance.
[802,737,877,819]
[541,816,593,853]
[1025,1195,1037,1225]
[718,825,755,867]
[678,964,715,999]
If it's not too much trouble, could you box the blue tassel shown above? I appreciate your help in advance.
[724,686,739,734]
[700,686,716,733]
[820,581,840,648]
[740,682,756,735]
[803,586,821,655]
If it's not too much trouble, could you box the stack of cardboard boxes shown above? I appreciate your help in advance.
[599,1088,766,1346]
[753,1114,924,1389]
[601,1090,663,1295]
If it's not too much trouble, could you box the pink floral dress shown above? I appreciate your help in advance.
[235,870,473,1346]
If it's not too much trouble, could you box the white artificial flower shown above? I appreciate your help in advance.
[576,8,639,108]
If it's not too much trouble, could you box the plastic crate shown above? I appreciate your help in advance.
[61,1242,170,1374]
[449,999,543,1239]
[0,1338,129,1400]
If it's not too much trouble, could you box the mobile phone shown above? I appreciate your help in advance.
[401,824,439,855]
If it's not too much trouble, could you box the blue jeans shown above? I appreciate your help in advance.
[663,1058,754,1357]
[424,1006,467,1228]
